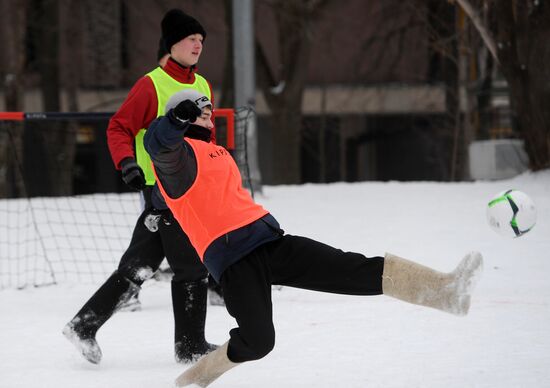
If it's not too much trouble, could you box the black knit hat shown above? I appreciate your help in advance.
[161,9,206,51]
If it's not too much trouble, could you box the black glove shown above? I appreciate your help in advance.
[173,99,202,123]
[120,157,145,191]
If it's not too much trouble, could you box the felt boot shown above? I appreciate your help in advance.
[382,251,483,316]
[175,342,238,387]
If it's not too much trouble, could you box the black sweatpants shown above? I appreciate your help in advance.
[219,235,384,363]
[118,206,207,285]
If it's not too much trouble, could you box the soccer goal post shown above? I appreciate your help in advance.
[0,108,253,290]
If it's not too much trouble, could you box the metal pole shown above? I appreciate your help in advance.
[232,0,262,192]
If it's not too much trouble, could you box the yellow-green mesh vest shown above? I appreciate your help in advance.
[135,67,211,186]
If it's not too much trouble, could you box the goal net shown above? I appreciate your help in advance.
[0,108,253,290]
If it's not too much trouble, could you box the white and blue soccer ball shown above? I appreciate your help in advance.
[486,190,537,238]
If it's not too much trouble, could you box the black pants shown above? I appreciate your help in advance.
[219,235,384,363]
[118,206,207,285]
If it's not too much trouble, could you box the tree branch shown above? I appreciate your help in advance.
[454,0,499,64]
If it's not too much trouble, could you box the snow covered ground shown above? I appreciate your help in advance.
[1,171,549,388]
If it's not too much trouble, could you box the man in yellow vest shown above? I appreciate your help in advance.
[63,9,218,365]
[144,89,483,387]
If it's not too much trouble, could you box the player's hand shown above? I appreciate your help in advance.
[173,99,202,123]
[120,157,146,191]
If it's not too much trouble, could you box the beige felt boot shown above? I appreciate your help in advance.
[382,251,483,316]
[175,342,239,387]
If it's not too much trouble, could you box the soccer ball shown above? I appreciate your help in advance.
[486,190,536,238]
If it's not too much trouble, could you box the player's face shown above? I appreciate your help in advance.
[170,34,203,67]
[194,107,214,130]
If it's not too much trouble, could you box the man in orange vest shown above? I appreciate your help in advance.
[144,90,484,387]
[63,9,219,366]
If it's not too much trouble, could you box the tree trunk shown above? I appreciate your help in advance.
[269,95,304,184]
[61,0,81,113]
[476,50,494,139]
[507,68,550,170]
[82,0,121,87]
[460,1,550,171]
[426,1,458,181]
[256,1,327,184]
[494,1,550,171]
[31,0,76,196]
[0,0,27,198]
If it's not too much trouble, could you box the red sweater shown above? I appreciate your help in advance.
[106,58,215,169]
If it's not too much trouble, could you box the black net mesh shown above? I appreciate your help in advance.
[0,109,250,289]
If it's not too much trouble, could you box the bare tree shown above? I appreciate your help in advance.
[81,0,122,88]
[256,0,331,184]
[457,0,550,171]
[61,0,81,113]
[356,1,462,180]
[0,0,27,197]
[28,0,77,196]
[423,0,461,180]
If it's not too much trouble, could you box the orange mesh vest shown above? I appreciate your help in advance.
[154,138,268,261]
